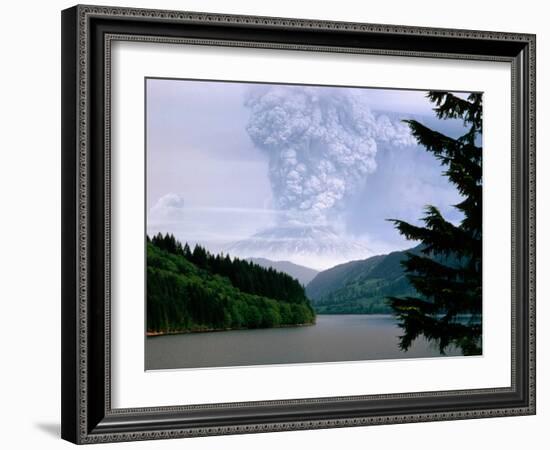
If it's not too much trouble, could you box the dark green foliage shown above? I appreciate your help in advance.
[147,234,315,333]
[306,247,421,314]
[388,92,482,355]
[151,233,309,304]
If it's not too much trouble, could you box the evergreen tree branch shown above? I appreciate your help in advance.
[387,90,483,356]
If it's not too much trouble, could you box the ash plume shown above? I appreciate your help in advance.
[245,85,415,225]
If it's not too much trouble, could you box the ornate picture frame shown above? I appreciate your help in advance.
[61,4,535,444]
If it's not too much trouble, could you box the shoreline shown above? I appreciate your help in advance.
[146,321,316,337]
[146,314,404,337]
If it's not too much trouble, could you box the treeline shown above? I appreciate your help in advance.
[150,233,308,304]
[313,277,417,315]
[147,234,315,334]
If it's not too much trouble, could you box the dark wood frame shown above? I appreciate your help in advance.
[61,4,536,444]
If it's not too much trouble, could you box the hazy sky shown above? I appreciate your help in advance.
[146,78,472,258]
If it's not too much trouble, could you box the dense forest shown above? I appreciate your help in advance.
[306,249,419,314]
[147,233,315,334]
[306,245,463,315]
[312,278,415,314]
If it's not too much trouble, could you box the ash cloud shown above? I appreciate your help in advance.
[245,85,415,225]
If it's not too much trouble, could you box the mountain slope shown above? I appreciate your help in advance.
[306,246,422,314]
[147,238,315,334]
[247,257,319,286]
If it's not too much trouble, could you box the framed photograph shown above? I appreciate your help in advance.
[61,4,536,444]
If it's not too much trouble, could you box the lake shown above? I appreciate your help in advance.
[145,314,463,370]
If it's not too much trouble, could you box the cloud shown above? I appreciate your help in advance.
[148,192,186,220]
[147,193,281,252]
[244,85,415,225]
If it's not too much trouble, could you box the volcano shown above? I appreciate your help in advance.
[226,225,372,271]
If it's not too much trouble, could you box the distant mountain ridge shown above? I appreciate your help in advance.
[306,246,423,314]
[247,257,319,286]
[226,225,372,271]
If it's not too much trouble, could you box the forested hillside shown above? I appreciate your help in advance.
[306,245,464,314]
[306,247,423,314]
[147,233,315,334]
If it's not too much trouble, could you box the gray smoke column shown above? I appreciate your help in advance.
[245,85,414,225]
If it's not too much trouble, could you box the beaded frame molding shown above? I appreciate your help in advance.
[61,4,536,444]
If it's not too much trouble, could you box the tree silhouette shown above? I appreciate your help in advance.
[388,91,482,356]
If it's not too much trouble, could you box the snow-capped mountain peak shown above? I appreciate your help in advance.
[226,225,372,271]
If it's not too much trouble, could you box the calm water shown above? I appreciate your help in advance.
[145,314,463,370]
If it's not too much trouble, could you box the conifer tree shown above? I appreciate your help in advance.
[388,91,482,356]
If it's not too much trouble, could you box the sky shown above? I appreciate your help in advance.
[146,78,475,268]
